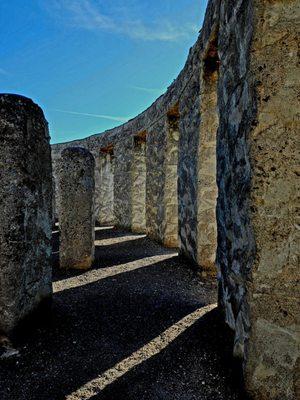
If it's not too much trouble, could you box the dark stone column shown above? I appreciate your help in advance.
[0,94,53,335]
[58,147,95,270]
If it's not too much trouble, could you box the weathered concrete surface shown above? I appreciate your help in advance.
[96,152,114,225]
[246,1,300,398]
[146,114,179,248]
[197,34,219,275]
[114,137,134,230]
[178,0,220,265]
[217,1,300,399]
[0,94,52,334]
[58,147,95,270]
[132,135,147,233]
[163,111,179,248]
[146,119,167,244]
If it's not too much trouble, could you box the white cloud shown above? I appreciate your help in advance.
[129,85,165,94]
[44,0,198,42]
[53,108,129,123]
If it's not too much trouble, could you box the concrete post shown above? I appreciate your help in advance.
[0,94,52,335]
[58,147,95,270]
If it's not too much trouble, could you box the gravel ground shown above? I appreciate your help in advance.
[0,226,247,400]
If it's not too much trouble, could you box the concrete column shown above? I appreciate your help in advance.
[0,94,52,335]
[163,108,179,248]
[96,149,114,225]
[146,120,166,244]
[196,34,219,275]
[58,147,95,270]
[131,133,147,233]
[146,114,179,248]
[178,59,201,264]
[114,137,134,230]
[217,1,299,399]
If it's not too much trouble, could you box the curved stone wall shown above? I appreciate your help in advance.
[51,1,299,398]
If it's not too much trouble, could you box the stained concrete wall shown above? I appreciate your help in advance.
[50,1,299,398]
[0,94,52,335]
[96,152,115,225]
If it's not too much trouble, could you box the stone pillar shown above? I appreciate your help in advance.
[146,114,179,248]
[114,137,134,230]
[0,94,52,335]
[178,67,201,262]
[131,133,147,233]
[217,1,299,399]
[52,178,57,226]
[51,156,60,223]
[196,34,219,275]
[96,148,114,226]
[146,120,167,244]
[163,108,179,248]
[58,147,95,270]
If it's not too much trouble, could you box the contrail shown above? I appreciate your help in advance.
[52,109,129,123]
[129,85,165,94]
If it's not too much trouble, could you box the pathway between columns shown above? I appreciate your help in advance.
[0,226,246,400]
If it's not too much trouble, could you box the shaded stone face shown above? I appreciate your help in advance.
[0,94,53,335]
[58,147,95,270]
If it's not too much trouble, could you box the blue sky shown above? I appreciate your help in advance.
[0,0,208,143]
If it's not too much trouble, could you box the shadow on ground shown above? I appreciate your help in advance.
[0,227,247,400]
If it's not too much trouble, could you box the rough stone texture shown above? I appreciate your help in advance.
[52,160,60,222]
[163,112,179,248]
[217,1,299,399]
[197,35,219,275]
[52,178,57,225]
[178,0,220,265]
[131,137,147,233]
[58,147,95,270]
[146,119,167,244]
[114,137,134,230]
[246,1,300,398]
[146,114,179,248]
[0,94,52,335]
[96,152,114,225]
